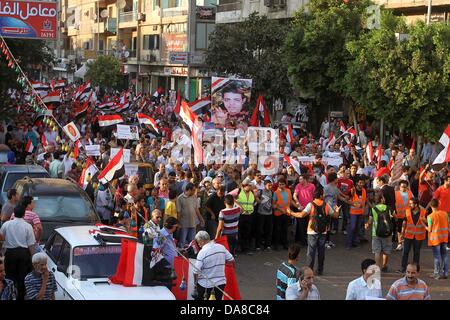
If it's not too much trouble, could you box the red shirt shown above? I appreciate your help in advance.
[434,185,450,213]
[337,178,354,196]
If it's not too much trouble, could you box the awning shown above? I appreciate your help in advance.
[74,64,87,78]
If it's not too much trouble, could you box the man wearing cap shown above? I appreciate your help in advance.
[236,178,256,255]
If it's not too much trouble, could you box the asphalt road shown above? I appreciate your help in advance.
[234,232,450,300]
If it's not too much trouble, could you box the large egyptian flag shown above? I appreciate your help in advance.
[137,113,159,133]
[179,101,198,131]
[171,236,240,300]
[433,124,450,165]
[42,90,62,104]
[79,157,98,189]
[98,114,124,127]
[189,96,211,116]
[284,155,301,175]
[98,148,125,184]
[173,90,181,114]
[249,95,270,127]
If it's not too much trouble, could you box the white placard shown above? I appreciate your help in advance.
[85,144,101,156]
[176,134,191,146]
[117,124,139,140]
[125,163,138,177]
[111,148,131,163]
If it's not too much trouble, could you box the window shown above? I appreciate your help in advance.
[72,246,122,279]
[196,23,215,50]
[143,35,160,50]
[161,0,179,8]
[46,234,64,263]
[58,241,71,271]
[3,172,49,191]
[32,195,95,220]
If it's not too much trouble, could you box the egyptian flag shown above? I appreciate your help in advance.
[173,90,181,114]
[98,148,125,184]
[42,90,62,104]
[376,166,390,178]
[113,100,130,113]
[98,101,115,110]
[25,139,34,153]
[286,124,295,145]
[41,134,48,148]
[171,236,240,300]
[75,81,91,101]
[284,155,301,175]
[375,144,382,168]
[79,157,98,189]
[192,123,203,166]
[31,81,49,91]
[73,140,79,159]
[249,95,271,127]
[326,132,336,149]
[137,113,159,133]
[53,80,66,90]
[189,96,211,116]
[74,92,92,117]
[211,77,230,95]
[179,101,198,131]
[387,159,394,172]
[98,114,124,127]
[433,125,450,165]
[366,141,374,163]
[109,239,171,287]
[339,120,347,133]
[153,87,164,98]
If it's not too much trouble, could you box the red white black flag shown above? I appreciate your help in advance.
[98,148,125,184]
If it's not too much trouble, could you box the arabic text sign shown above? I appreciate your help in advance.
[0,0,57,39]
[116,124,139,140]
[85,144,100,157]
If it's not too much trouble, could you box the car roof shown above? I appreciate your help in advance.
[15,178,81,194]
[55,226,120,247]
[0,165,48,173]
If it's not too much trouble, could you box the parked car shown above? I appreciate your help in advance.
[43,226,175,300]
[0,165,50,209]
[13,177,100,242]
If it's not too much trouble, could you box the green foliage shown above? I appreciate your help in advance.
[206,12,291,100]
[283,0,372,105]
[0,39,52,121]
[85,55,122,90]
[344,12,450,140]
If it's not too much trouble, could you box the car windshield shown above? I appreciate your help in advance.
[72,246,121,279]
[33,195,94,220]
[4,172,49,191]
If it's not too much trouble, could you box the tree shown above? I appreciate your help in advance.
[85,55,122,90]
[206,12,291,102]
[344,11,450,140]
[283,0,371,107]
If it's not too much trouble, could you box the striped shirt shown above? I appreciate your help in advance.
[24,271,57,300]
[0,279,16,300]
[386,277,431,300]
[11,210,41,226]
[194,241,234,288]
[276,262,298,300]
[219,206,241,235]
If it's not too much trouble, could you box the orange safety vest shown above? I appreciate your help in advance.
[350,188,366,215]
[428,210,449,247]
[404,207,427,241]
[131,207,149,238]
[395,190,413,219]
[307,199,330,233]
[273,188,292,217]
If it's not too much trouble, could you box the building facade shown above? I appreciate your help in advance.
[377,0,450,24]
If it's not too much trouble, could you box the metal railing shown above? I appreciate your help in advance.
[161,7,189,18]
[217,1,242,12]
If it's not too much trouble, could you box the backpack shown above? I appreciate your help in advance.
[374,206,393,238]
[311,202,330,233]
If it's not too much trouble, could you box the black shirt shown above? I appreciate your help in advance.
[205,193,225,220]
[411,209,420,225]
[381,184,396,211]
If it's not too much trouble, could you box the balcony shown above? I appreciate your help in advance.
[161,7,189,18]
[380,0,450,9]
[119,11,138,23]
[91,21,105,34]
[217,1,242,12]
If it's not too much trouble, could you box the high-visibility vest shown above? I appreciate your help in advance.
[350,188,366,215]
[236,190,255,215]
[404,207,427,241]
[428,210,449,247]
[395,190,413,219]
[273,188,292,217]
[307,199,330,233]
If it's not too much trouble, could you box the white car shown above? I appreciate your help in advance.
[43,225,175,300]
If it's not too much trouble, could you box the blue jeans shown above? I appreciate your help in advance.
[307,233,326,273]
[178,227,196,248]
[341,203,350,231]
[346,215,363,247]
[431,243,448,277]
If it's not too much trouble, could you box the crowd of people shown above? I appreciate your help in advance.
[0,82,449,300]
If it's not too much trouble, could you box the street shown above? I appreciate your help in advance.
[235,232,450,300]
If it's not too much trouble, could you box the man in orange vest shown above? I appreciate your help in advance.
[346,177,367,249]
[272,177,292,251]
[424,199,449,279]
[394,180,414,251]
[398,197,426,274]
[289,189,338,276]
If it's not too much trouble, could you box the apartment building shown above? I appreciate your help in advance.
[377,0,450,24]
[59,0,216,99]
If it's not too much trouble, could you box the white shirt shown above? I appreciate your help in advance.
[286,282,321,300]
[194,241,234,289]
[62,154,75,176]
[345,276,383,300]
[0,218,35,249]
[252,180,265,191]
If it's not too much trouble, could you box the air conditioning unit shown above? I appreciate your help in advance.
[137,13,146,21]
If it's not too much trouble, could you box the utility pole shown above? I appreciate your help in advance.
[186,0,195,101]
[427,0,432,25]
